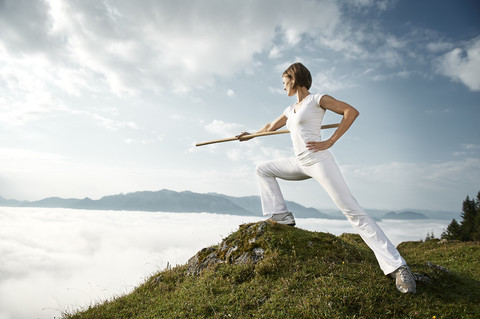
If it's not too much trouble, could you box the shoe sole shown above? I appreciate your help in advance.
[267,213,296,226]
[396,285,416,294]
[273,220,296,226]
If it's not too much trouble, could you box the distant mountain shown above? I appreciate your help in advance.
[0,190,332,218]
[209,193,337,219]
[0,190,460,220]
[382,211,428,220]
[69,190,252,215]
[397,209,462,220]
[0,196,25,206]
[0,190,258,216]
[26,197,83,208]
[303,208,461,221]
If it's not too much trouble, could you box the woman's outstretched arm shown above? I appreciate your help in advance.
[238,114,287,140]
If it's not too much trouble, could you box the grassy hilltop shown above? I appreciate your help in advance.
[64,221,480,319]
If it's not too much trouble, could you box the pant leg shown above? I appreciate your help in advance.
[256,158,310,216]
[301,151,405,275]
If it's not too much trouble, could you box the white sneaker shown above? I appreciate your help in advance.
[267,212,296,226]
[390,265,416,294]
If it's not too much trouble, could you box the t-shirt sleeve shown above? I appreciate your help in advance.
[313,93,325,108]
[283,104,294,118]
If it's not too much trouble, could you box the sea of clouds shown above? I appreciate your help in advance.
[0,207,450,319]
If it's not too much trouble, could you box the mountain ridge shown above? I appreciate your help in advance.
[0,189,460,220]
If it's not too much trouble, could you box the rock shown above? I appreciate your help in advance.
[186,221,269,276]
[413,273,431,283]
[225,245,238,262]
[252,247,265,261]
[255,221,267,235]
[187,247,223,275]
[234,252,251,264]
[233,248,265,265]
[426,261,450,273]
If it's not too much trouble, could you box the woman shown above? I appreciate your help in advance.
[239,62,416,294]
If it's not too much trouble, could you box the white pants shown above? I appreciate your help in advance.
[255,151,406,275]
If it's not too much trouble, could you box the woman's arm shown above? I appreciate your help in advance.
[258,114,287,133]
[306,94,359,152]
[238,114,287,140]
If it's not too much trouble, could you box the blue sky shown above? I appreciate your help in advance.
[0,0,479,211]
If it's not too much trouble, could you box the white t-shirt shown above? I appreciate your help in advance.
[283,93,328,166]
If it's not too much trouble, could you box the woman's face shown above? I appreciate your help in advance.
[282,76,296,97]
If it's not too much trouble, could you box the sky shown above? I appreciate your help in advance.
[0,207,451,319]
[1,0,479,211]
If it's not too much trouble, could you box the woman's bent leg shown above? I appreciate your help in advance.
[302,152,406,275]
[256,158,310,216]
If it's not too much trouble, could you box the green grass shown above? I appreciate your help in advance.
[63,221,480,319]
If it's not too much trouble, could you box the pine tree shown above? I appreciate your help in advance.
[441,219,461,240]
[425,231,435,241]
[460,195,477,241]
[441,192,480,241]
[472,191,480,241]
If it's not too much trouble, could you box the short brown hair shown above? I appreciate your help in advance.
[282,62,312,90]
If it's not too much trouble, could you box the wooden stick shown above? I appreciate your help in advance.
[195,123,340,147]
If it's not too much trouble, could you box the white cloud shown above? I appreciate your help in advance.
[0,0,53,54]
[0,57,138,129]
[312,70,354,92]
[462,144,480,151]
[372,70,411,81]
[0,147,69,166]
[69,109,139,131]
[0,207,264,319]
[424,108,450,115]
[452,152,467,157]
[426,41,454,53]
[0,0,347,141]
[313,21,410,70]
[124,136,163,144]
[340,157,480,210]
[0,60,66,126]
[168,114,184,121]
[436,36,480,91]
[0,149,257,203]
[0,149,122,200]
[454,144,480,157]
[347,0,395,11]
[268,86,285,95]
[205,120,244,137]
[0,0,342,95]
[345,158,480,191]
[226,144,292,164]
[268,45,282,59]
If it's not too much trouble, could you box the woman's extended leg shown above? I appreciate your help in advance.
[256,157,310,216]
[301,151,406,275]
